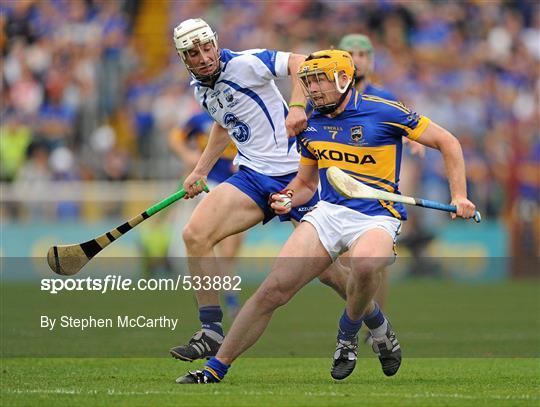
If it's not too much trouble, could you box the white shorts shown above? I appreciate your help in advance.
[302,201,401,261]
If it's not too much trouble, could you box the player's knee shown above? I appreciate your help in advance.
[349,257,379,281]
[182,223,212,250]
[181,224,197,247]
[254,281,292,311]
[318,269,336,286]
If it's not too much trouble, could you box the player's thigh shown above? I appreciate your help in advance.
[186,183,264,242]
[349,228,396,271]
[216,232,245,257]
[265,221,332,295]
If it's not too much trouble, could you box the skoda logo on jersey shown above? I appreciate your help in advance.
[350,125,363,145]
[223,112,251,143]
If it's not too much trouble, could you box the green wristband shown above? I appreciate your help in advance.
[288,103,306,110]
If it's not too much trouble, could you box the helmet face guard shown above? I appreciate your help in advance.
[181,39,221,82]
[173,18,221,82]
[297,50,355,114]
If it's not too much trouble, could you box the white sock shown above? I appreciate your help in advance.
[370,319,388,338]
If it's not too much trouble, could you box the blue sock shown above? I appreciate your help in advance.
[363,303,386,330]
[204,357,229,382]
[199,306,224,336]
[338,309,363,341]
[224,292,239,309]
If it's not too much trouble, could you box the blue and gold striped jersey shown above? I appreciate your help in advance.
[170,111,237,183]
[297,88,430,220]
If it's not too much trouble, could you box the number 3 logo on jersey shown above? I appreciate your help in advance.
[223,113,251,143]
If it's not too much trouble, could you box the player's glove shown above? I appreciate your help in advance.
[268,189,294,214]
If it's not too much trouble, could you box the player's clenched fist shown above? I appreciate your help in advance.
[450,196,476,220]
[269,189,294,215]
[285,106,307,138]
[183,171,207,199]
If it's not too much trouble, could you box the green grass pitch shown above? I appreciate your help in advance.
[2,358,539,406]
[1,279,539,406]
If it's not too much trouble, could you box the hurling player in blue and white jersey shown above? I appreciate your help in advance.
[169,18,346,364]
[175,50,476,384]
[169,110,243,319]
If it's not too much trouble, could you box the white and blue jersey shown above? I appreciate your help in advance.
[189,48,318,224]
[192,48,299,176]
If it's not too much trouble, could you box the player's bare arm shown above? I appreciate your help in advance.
[168,128,201,171]
[269,163,319,215]
[183,123,230,198]
[270,164,319,215]
[285,53,308,138]
[414,121,476,219]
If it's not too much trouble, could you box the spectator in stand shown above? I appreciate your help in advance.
[0,111,32,182]
[0,0,536,242]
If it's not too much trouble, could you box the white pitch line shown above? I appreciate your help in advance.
[4,388,539,401]
[382,392,539,401]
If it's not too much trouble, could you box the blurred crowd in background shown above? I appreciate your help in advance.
[1,0,539,255]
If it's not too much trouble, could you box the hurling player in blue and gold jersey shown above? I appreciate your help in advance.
[319,34,426,345]
[289,50,475,380]
[169,110,238,185]
[174,50,476,385]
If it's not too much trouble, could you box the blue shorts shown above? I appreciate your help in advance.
[225,166,319,224]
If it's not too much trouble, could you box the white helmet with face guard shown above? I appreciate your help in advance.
[173,18,221,82]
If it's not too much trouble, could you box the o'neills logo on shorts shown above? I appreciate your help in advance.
[298,206,315,212]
